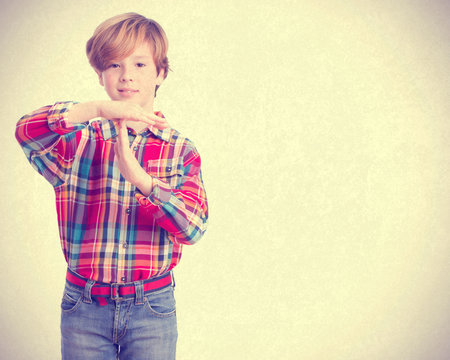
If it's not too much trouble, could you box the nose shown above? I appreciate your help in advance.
[120,66,134,82]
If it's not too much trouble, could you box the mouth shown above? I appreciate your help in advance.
[118,88,139,94]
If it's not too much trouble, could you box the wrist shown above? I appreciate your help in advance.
[67,101,102,124]
[94,100,107,119]
[134,171,153,197]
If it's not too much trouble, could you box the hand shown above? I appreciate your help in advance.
[98,100,169,130]
[114,120,153,196]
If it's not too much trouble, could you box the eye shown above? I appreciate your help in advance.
[109,63,120,69]
[136,63,146,68]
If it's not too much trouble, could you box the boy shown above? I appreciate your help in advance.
[15,13,208,360]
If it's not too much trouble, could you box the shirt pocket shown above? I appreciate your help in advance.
[146,158,184,188]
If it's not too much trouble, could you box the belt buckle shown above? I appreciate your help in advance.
[111,283,120,301]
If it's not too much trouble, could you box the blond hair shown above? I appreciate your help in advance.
[86,13,169,79]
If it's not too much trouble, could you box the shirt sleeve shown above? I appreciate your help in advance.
[135,144,209,246]
[15,101,85,187]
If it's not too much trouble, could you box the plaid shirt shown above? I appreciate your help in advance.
[16,101,208,284]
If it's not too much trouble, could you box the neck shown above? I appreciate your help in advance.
[127,102,155,133]
[127,121,149,134]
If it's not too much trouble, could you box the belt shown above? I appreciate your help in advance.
[66,268,173,306]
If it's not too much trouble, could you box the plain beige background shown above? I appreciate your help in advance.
[1,1,450,359]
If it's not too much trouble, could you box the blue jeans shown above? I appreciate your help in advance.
[60,279,177,359]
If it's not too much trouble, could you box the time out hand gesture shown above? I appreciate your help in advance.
[99,101,169,130]
[114,120,153,196]
[67,100,169,130]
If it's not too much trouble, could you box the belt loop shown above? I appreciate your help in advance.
[171,271,176,289]
[83,279,96,304]
[134,280,144,305]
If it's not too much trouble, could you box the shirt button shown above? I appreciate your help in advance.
[126,208,131,214]
[122,243,128,249]
[167,166,172,171]
[121,277,126,282]
[128,129,133,134]
[133,146,138,151]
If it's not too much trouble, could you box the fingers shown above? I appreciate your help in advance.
[121,109,163,125]
[126,106,166,126]
[114,141,120,161]
[108,102,169,128]
[147,112,165,123]
[138,112,166,127]
[104,101,169,127]
[150,115,169,130]
[118,119,127,135]
[117,121,129,153]
[152,121,170,130]
[124,114,169,130]
[114,121,129,162]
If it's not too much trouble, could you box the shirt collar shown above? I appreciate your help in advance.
[98,118,171,143]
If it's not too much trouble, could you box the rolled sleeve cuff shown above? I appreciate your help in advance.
[135,177,173,208]
[48,101,85,135]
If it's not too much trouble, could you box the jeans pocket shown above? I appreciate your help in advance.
[61,286,83,314]
[144,287,176,318]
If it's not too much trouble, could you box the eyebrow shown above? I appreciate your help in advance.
[112,55,152,63]
[131,55,152,59]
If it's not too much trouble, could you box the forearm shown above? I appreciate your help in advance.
[16,102,82,154]
[136,183,208,245]
[15,101,83,187]
[135,158,208,245]
[115,122,208,244]
[67,100,167,127]
[66,101,102,125]
[132,170,154,197]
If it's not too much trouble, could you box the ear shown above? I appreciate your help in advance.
[96,70,104,87]
[155,68,165,86]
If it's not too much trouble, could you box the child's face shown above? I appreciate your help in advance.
[97,42,165,111]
